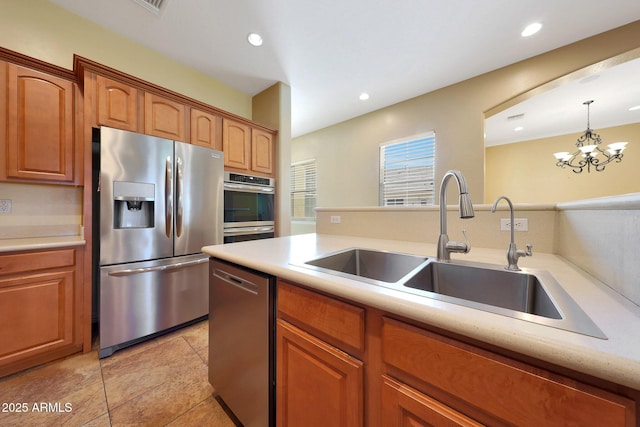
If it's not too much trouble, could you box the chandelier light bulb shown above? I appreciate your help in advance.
[607,142,628,152]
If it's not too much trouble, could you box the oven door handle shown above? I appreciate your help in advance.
[107,258,208,277]
[224,182,274,193]
[223,226,275,236]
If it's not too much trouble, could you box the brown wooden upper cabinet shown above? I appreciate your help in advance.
[1,62,76,183]
[223,118,275,176]
[251,128,274,175]
[222,118,251,170]
[144,92,187,141]
[190,108,221,150]
[96,74,139,132]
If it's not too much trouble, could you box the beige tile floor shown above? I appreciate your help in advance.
[0,320,237,426]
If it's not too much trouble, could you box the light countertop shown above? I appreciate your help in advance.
[203,233,640,390]
[0,236,86,253]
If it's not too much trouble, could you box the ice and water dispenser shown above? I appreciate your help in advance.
[112,181,155,229]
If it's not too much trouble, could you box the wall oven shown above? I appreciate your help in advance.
[224,172,275,243]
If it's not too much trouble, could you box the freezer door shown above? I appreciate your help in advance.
[174,141,224,256]
[100,127,174,265]
[99,254,209,357]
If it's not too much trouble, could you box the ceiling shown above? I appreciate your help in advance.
[485,57,640,146]
[49,0,640,138]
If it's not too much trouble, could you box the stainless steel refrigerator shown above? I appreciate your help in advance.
[96,127,223,358]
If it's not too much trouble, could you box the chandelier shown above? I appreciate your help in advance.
[553,100,627,173]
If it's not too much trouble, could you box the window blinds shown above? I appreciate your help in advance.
[290,159,317,219]
[380,133,435,206]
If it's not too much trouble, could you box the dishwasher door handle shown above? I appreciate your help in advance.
[214,269,259,295]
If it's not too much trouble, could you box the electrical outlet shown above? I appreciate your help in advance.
[330,215,341,224]
[500,218,528,231]
[0,199,12,214]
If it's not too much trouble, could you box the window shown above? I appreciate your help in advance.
[379,132,436,206]
[290,159,317,220]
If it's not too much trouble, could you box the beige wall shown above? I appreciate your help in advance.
[486,123,640,203]
[0,0,252,119]
[253,82,293,236]
[292,21,640,207]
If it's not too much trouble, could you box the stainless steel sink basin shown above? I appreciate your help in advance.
[403,261,561,319]
[295,248,606,339]
[302,248,429,284]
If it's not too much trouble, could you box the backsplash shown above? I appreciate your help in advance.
[0,183,83,239]
[315,205,557,253]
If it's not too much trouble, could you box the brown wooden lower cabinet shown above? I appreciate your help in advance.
[276,280,638,427]
[276,319,364,427]
[0,247,84,377]
[381,317,635,427]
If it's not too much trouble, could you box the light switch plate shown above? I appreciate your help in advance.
[330,215,341,224]
[500,218,528,231]
[0,199,12,214]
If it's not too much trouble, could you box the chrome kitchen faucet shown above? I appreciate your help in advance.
[491,195,533,271]
[437,170,475,262]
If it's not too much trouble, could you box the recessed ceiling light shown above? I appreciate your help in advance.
[630,105,640,111]
[514,126,524,132]
[359,92,370,101]
[247,33,263,47]
[521,22,542,37]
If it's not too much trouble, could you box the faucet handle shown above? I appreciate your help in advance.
[461,229,471,254]
[516,243,533,259]
[446,229,472,254]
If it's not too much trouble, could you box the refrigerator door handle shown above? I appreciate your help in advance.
[107,257,209,277]
[176,156,184,237]
[165,156,173,238]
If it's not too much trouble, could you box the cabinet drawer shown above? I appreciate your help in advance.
[0,249,75,277]
[278,281,365,354]
[381,317,635,427]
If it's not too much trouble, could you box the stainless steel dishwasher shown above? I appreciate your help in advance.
[209,258,275,427]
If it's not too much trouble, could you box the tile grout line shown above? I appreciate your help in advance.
[97,354,113,426]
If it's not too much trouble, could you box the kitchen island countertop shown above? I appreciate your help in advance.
[203,233,640,390]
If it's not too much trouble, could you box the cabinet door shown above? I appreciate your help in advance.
[4,64,74,182]
[277,319,363,427]
[222,118,250,170]
[190,108,221,150]
[144,92,186,141]
[96,75,139,131]
[0,271,75,368]
[251,128,274,175]
[381,375,484,427]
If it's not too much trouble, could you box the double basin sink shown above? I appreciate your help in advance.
[297,248,606,339]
